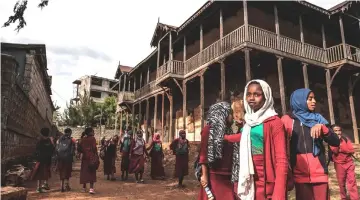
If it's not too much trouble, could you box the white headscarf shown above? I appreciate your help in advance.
[237,79,277,200]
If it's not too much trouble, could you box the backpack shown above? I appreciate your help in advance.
[57,137,73,162]
[122,138,131,152]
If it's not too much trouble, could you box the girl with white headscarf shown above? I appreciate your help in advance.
[224,80,289,200]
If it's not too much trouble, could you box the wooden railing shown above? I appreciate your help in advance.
[134,81,161,99]
[156,60,184,80]
[346,44,360,63]
[326,45,344,63]
[249,25,277,50]
[118,91,134,103]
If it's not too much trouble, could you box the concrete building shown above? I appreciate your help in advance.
[72,75,119,103]
[1,42,56,168]
[117,1,360,144]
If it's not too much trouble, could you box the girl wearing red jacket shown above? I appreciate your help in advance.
[329,124,358,200]
[224,80,289,200]
[281,88,340,200]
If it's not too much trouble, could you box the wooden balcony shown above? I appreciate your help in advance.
[118,91,134,104]
[180,24,360,78]
[134,81,162,100]
[156,60,184,83]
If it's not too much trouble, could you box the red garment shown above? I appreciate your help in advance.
[330,138,358,200]
[295,183,329,200]
[170,138,189,177]
[129,139,147,174]
[149,143,165,179]
[79,136,97,184]
[199,125,233,175]
[224,116,288,199]
[57,160,72,180]
[198,173,236,200]
[282,115,338,184]
[31,162,51,180]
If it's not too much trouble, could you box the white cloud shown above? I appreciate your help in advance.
[0,0,343,112]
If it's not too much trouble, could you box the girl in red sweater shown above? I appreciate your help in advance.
[224,80,289,200]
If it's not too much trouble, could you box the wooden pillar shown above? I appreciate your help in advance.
[169,32,173,61]
[325,69,335,124]
[274,4,280,49]
[140,73,143,88]
[339,16,347,58]
[138,102,142,129]
[321,24,328,62]
[161,93,165,141]
[243,0,249,41]
[132,104,135,130]
[200,73,205,129]
[134,76,136,92]
[126,112,129,127]
[220,9,223,38]
[145,99,149,141]
[302,63,309,88]
[349,77,359,144]
[183,37,186,62]
[168,94,174,142]
[157,42,161,68]
[154,95,158,131]
[200,24,203,63]
[128,78,131,92]
[277,56,286,115]
[123,74,127,92]
[299,15,304,56]
[244,49,251,82]
[147,67,150,84]
[220,61,226,100]
[120,110,123,133]
[183,81,187,130]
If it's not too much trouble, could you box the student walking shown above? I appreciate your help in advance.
[170,130,190,188]
[282,88,340,200]
[129,130,148,183]
[119,129,133,181]
[56,128,76,192]
[148,132,165,180]
[329,124,359,200]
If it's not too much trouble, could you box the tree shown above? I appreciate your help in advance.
[3,0,49,32]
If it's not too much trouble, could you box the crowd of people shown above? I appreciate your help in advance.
[29,79,358,200]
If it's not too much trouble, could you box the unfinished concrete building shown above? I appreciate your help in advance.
[117,1,360,144]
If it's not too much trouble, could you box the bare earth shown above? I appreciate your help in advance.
[24,148,360,200]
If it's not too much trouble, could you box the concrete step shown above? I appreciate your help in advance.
[0,186,27,200]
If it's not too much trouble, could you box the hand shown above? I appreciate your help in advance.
[310,124,323,139]
[200,174,208,187]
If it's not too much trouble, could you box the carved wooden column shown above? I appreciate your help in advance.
[277,56,287,115]
[120,110,123,134]
[123,74,127,92]
[325,69,335,124]
[183,80,187,130]
[132,103,135,131]
[349,76,359,144]
[243,0,249,41]
[200,24,203,63]
[244,48,251,82]
[161,93,165,141]
[154,94,158,131]
[145,98,149,141]
[138,102,142,130]
[168,94,174,142]
[200,72,205,129]
[339,16,347,58]
[302,63,309,88]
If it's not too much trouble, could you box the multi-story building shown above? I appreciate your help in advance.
[117,1,360,144]
[72,75,119,103]
[1,42,56,165]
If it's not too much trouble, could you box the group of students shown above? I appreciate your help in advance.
[100,127,191,188]
[197,79,359,200]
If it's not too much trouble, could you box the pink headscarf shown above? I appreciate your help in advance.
[152,132,161,143]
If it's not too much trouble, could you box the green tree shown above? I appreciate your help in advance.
[3,0,49,32]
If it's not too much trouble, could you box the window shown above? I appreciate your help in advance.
[90,90,102,98]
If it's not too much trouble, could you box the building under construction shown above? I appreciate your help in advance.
[116,1,360,144]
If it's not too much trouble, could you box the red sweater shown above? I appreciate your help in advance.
[330,137,355,164]
[199,125,234,175]
[224,116,288,200]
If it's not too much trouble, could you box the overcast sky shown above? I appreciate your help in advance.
[0,0,342,112]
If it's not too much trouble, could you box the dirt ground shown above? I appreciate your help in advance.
[23,146,360,200]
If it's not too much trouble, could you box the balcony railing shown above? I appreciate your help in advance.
[156,60,184,80]
[134,81,161,100]
[346,44,360,63]
[118,91,134,103]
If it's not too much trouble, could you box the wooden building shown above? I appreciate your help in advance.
[117,1,360,143]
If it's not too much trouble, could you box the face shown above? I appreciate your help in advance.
[332,126,342,138]
[306,92,316,111]
[180,132,186,139]
[246,83,265,112]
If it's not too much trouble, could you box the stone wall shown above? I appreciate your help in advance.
[57,126,119,142]
[1,54,54,164]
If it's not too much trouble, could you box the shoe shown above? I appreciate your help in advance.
[140,179,144,183]
[89,188,95,194]
[82,188,87,193]
[65,184,71,191]
[36,188,44,193]
[42,183,50,190]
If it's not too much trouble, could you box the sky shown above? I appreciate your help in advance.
[0,0,343,113]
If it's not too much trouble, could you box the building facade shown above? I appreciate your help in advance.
[1,42,55,166]
[117,1,360,143]
[72,75,119,104]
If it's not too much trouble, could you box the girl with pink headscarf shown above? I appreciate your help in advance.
[148,131,165,180]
